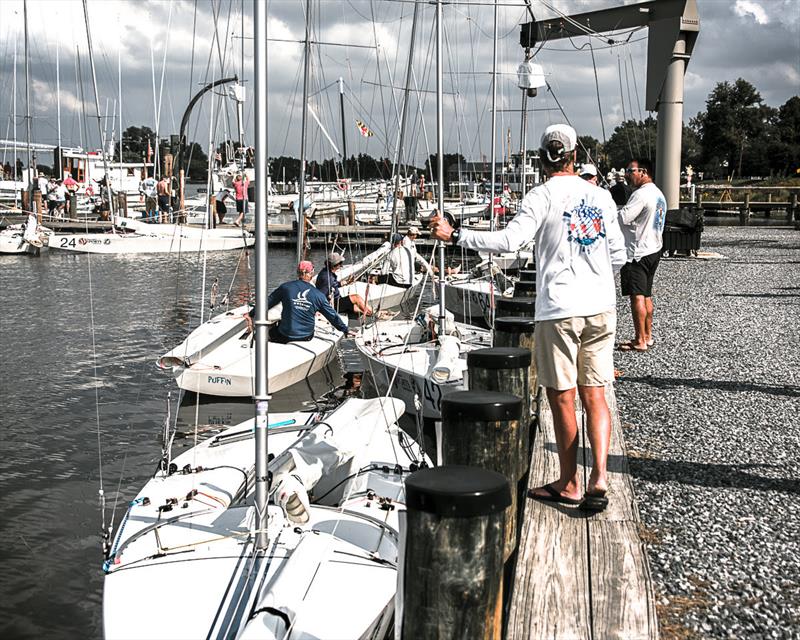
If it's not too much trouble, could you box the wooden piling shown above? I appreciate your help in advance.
[117,192,128,217]
[496,296,535,319]
[493,316,537,398]
[513,280,536,297]
[69,192,78,220]
[33,192,42,223]
[790,194,798,224]
[209,194,217,229]
[348,200,356,225]
[22,190,30,215]
[401,465,511,640]
[440,390,522,562]
[740,192,750,226]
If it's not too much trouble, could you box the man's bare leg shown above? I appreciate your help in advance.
[530,386,581,501]
[577,384,611,495]
[629,294,647,348]
[644,296,654,346]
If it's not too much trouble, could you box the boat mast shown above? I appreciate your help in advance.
[118,22,123,168]
[338,77,347,179]
[390,0,421,233]
[12,37,18,207]
[23,0,33,202]
[82,0,115,219]
[56,39,62,178]
[296,0,312,263]
[253,0,270,552]
[435,0,445,337]
[489,0,498,234]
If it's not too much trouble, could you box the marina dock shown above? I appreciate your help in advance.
[508,387,658,639]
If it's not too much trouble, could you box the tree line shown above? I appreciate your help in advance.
[116,78,798,184]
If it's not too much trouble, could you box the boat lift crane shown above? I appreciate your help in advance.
[519,0,700,214]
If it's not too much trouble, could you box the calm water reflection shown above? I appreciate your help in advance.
[0,244,369,639]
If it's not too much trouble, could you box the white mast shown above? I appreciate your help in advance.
[82,0,115,219]
[296,0,312,263]
[118,19,123,167]
[253,0,270,551]
[436,0,445,337]
[13,36,19,207]
[23,0,34,201]
[56,39,62,178]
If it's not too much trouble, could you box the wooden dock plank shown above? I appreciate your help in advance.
[508,385,658,640]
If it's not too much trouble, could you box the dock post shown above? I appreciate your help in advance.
[209,194,216,229]
[513,280,536,297]
[467,348,532,485]
[69,192,77,220]
[22,190,30,215]
[33,191,42,223]
[790,194,798,224]
[400,465,511,640]
[440,391,522,562]
[493,315,538,437]
[496,296,535,319]
[348,199,355,225]
[740,192,750,226]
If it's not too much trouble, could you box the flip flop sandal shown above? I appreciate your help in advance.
[579,493,609,512]
[528,483,582,505]
[618,342,647,353]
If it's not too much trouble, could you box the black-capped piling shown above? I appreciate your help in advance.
[518,268,536,283]
[495,296,535,318]
[467,348,532,483]
[513,280,536,297]
[400,465,511,640]
[440,391,522,561]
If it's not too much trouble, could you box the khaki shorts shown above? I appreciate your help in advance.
[534,311,616,390]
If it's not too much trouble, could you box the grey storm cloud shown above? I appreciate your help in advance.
[0,0,797,166]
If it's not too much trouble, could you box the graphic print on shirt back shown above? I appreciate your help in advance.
[654,196,667,232]
[563,199,606,253]
[292,288,312,312]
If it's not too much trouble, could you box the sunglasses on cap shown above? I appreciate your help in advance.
[625,167,645,174]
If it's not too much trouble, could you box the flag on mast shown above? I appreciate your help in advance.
[355,119,374,138]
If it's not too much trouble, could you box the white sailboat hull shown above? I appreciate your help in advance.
[341,272,424,313]
[103,397,424,640]
[49,228,254,254]
[444,278,499,325]
[159,305,342,398]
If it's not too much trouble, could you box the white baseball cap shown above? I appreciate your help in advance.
[540,124,577,162]
[580,164,597,177]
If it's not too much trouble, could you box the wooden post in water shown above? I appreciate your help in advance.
[496,296,535,318]
[209,194,216,229]
[22,190,30,215]
[440,390,522,562]
[348,199,355,226]
[790,193,798,224]
[33,191,42,222]
[69,192,78,220]
[401,465,511,640]
[179,169,185,218]
[740,192,750,226]
[467,348,532,491]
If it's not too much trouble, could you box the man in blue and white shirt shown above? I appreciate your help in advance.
[430,123,627,512]
[617,158,666,352]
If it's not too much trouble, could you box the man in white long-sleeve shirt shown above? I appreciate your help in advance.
[380,233,415,288]
[617,158,666,352]
[430,123,627,512]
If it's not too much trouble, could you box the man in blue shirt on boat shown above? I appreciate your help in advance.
[316,252,373,317]
[247,260,351,343]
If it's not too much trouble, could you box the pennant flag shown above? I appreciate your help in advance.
[355,119,374,138]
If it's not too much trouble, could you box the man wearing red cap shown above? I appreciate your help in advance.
[247,260,350,343]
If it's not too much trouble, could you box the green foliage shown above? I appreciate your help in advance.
[118,126,156,162]
[603,117,657,170]
[576,135,600,165]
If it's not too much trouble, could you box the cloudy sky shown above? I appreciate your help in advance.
[0,0,798,167]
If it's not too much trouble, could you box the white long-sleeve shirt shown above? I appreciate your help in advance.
[617,181,667,260]
[402,237,433,273]
[458,175,626,321]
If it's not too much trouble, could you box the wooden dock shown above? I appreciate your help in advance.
[507,386,658,639]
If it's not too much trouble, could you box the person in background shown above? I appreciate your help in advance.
[215,188,231,224]
[46,177,60,215]
[245,260,351,343]
[610,170,632,207]
[156,175,170,223]
[617,157,667,353]
[36,172,48,196]
[379,233,415,289]
[430,123,627,512]
[53,179,67,217]
[579,164,598,186]
[316,252,373,317]
[403,226,435,276]
[233,173,249,226]
[139,174,157,221]
[63,175,78,217]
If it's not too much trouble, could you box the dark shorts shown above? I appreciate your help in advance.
[335,295,356,314]
[216,201,227,216]
[236,199,247,214]
[158,195,170,212]
[621,250,661,297]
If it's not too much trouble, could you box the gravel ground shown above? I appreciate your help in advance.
[613,227,800,639]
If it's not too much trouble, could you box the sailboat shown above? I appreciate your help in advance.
[354,0,495,422]
[103,5,428,637]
